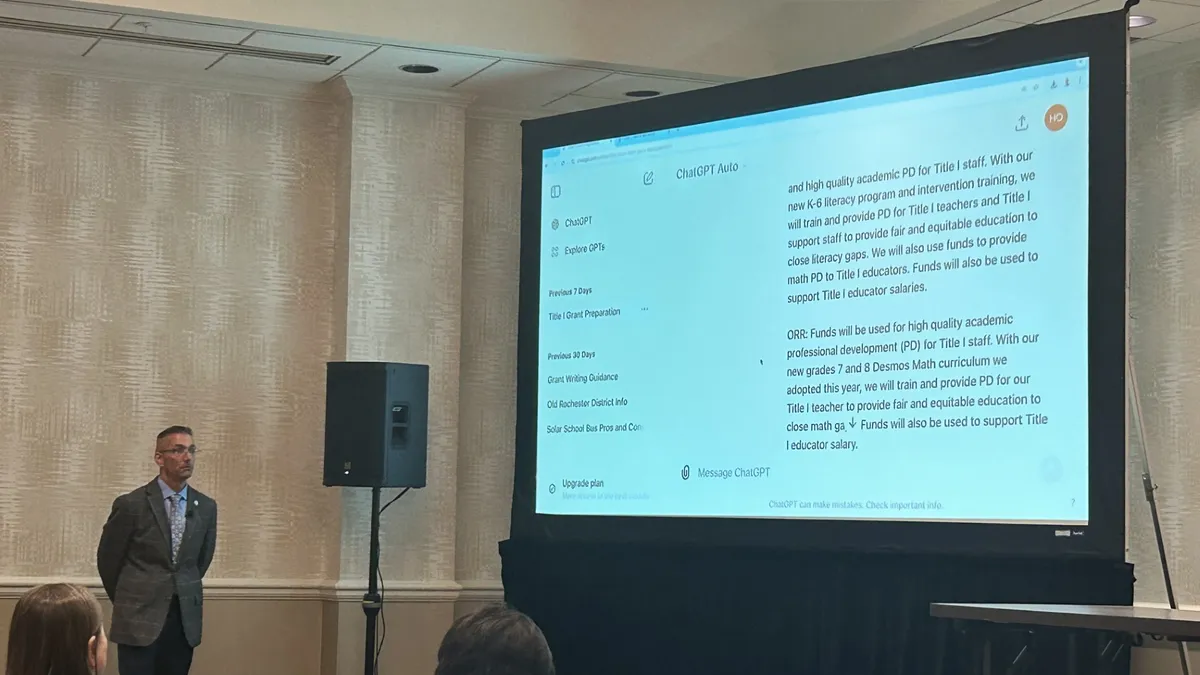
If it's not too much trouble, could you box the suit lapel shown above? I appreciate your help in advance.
[144,480,172,553]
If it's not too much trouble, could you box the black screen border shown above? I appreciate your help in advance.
[512,11,1127,560]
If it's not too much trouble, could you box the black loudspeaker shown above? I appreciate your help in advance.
[323,361,429,488]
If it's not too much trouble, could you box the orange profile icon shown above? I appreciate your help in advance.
[1044,104,1068,132]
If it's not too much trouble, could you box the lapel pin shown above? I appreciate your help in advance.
[193,500,198,507]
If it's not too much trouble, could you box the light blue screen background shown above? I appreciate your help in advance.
[535,58,1090,524]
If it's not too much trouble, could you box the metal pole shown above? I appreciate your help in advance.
[363,486,383,675]
[1127,358,1192,675]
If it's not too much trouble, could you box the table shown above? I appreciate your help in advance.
[930,603,1200,675]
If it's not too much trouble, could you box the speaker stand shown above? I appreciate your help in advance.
[363,486,383,675]
[1129,357,1192,675]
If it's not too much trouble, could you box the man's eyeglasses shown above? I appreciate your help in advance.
[160,445,199,456]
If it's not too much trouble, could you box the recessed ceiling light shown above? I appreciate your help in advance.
[399,64,440,74]
[625,90,661,98]
[1128,14,1156,28]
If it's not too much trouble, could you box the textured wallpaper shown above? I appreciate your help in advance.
[0,68,345,581]
[6,60,1200,604]
[0,66,526,590]
[457,115,522,586]
[7,58,1200,607]
[336,93,467,585]
[1128,65,1200,606]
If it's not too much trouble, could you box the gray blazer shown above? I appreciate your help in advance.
[97,479,218,648]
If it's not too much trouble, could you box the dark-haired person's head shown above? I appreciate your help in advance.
[435,605,554,675]
[6,583,107,675]
[154,425,196,490]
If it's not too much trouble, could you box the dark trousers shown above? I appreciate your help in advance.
[117,596,194,675]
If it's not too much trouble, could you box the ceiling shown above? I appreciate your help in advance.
[24,0,1026,79]
[921,0,1200,58]
[0,0,1198,114]
[0,0,734,114]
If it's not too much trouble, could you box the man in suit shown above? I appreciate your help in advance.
[98,425,218,675]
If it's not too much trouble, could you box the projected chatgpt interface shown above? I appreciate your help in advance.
[536,58,1090,526]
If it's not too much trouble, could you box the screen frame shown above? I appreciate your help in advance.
[511,11,1127,560]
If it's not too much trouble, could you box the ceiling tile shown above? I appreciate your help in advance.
[87,40,222,69]
[572,73,718,101]
[1048,0,1200,37]
[542,95,621,114]
[207,33,377,83]
[0,0,118,28]
[339,46,496,87]
[110,15,253,44]
[206,56,341,82]
[932,18,1024,43]
[454,60,610,107]
[1150,18,1200,41]
[0,26,93,57]
[1130,38,1179,56]
[1000,0,1094,23]
[1130,0,1200,39]
[241,31,375,65]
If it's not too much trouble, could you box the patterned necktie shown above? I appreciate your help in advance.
[168,494,185,563]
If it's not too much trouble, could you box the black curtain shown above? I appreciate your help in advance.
[501,539,1134,675]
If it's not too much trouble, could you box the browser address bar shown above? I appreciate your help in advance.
[572,143,673,165]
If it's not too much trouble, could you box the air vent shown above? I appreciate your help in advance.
[0,16,339,65]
